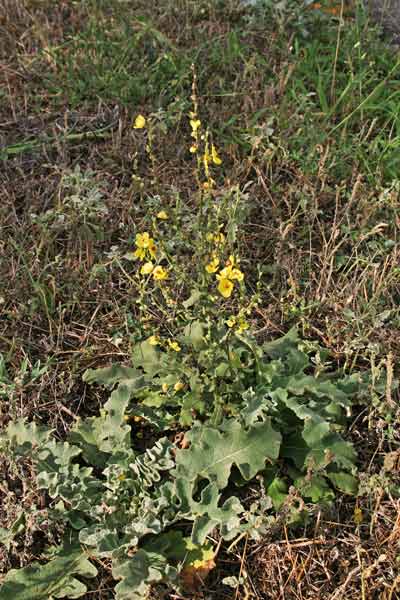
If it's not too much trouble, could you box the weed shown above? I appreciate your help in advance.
[1,0,400,598]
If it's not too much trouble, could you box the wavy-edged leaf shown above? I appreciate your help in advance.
[83,364,143,389]
[113,550,176,600]
[0,542,97,600]
[175,479,243,544]
[1,420,52,456]
[176,418,281,489]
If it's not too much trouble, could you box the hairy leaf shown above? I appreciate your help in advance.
[0,542,97,600]
[176,418,281,489]
[113,550,176,600]
[83,364,143,390]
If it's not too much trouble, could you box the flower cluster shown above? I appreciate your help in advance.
[188,112,222,190]
[206,254,244,298]
[134,232,168,281]
[226,315,249,334]
[148,335,181,352]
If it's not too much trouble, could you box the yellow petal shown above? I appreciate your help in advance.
[230,268,244,282]
[168,340,181,352]
[211,144,222,165]
[148,241,157,260]
[134,247,146,260]
[190,119,201,131]
[218,266,233,280]
[148,335,159,345]
[217,278,233,298]
[140,261,154,275]
[133,114,146,129]
[156,210,168,220]
[205,257,219,274]
[152,266,168,280]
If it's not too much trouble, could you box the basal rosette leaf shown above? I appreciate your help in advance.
[175,479,243,545]
[0,542,97,600]
[113,550,177,600]
[82,364,144,390]
[0,420,52,456]
[176,418,281,489]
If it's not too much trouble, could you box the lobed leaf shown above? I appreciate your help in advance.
[0,542,97,600]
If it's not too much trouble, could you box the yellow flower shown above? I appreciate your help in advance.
[211,144,222,165]
[168,340,181,352]
[136,232,151,248]
[135,232,157,261]
[152,266,168,281]
[156,210,168,220]
[162,383,169,393]
[219,256,244,282]
[226,317,236,328]
[190,119,201,137]
[217,277,234,298]
[148,239,156,260]
[134,247,146,260]
[140,261,154,275]
[174,381,184,392]
[237,319,249,334]
[118,473,127,481]
[205,255,220,274]
[230,268,244,282]
[206,232,225,244]
[148,335,159,346]
[133,114,146,129]
[219,265,232,279]
[189,145,198,153]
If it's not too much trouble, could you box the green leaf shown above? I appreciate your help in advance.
[327,471,358,495]
[0,542,97,600]
[183,320,205,350]
[262,327,299,358]
[1,420,52,455]
[241,388,266,425]
[182,288,201,309]
[132,340,162,376]
[68,417,110,468]
[143,531,214,566]
[294,475,335,503]
[113,550,176,600]
[264,469,288,509]
[307,433,357,471]
[0,512,26,551]
[176,418,281,489]
[175,479,243,544]
[80,526,122,558]
[83,364,143,389]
